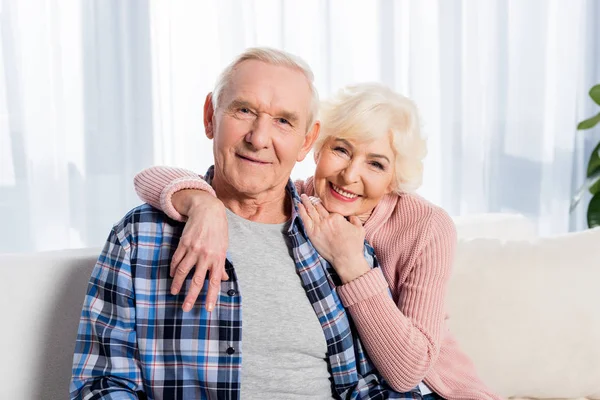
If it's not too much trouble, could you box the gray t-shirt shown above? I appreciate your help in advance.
[225,209,333,399]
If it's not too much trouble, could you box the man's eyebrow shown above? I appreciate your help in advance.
[227,99,300,123]
[333,138,391,163]
[278,110,300,124]
[227,99,254,110]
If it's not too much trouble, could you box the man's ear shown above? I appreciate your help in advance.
[297,120,321,162]
[204,93,215,139]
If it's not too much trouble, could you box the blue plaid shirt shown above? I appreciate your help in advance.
[70,168,422,399]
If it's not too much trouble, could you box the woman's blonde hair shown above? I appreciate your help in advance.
[313,83,427,193]
[212,47,319,131]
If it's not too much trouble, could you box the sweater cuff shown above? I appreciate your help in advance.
[337,268,390,307]
[160,177,216,222]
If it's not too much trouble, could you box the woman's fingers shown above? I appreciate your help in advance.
[349,215,363,227]
[313,200,330,219]
[202,259,225,312]
[170,245,187,278]
[297,203,313,232]
[301,194,321,221]
[171,251,198,295]
[182,268,205,312]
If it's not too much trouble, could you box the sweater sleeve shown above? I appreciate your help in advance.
[293,179,307,195]
[133,166,216,222]
[336,208,457,392]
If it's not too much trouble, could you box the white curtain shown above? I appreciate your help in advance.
[1,0,599,253]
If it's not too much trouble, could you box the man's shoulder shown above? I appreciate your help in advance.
[112,204,184,245]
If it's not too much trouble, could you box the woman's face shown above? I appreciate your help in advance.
[313,135,396,221]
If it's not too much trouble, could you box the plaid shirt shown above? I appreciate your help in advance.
[70,168,422,400]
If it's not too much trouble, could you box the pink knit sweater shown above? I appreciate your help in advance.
[134,167,503,400]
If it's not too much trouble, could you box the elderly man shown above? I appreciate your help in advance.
[70,48,415,399]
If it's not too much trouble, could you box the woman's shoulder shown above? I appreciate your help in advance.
[395,192,456,239]
[398,191,452,217]
[368,193,457,272]
[374,192,455,237]
[294,176,316,196]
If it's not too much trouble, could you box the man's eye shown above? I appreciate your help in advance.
[239,108,250,113]
[278,118,291,126]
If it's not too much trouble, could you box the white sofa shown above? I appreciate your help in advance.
[1,214,599,400]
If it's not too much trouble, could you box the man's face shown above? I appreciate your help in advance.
[205,60,319,199]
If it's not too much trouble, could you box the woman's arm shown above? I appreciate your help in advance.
[133,166,311,313]
[134,166,226,312]
[134,166,216,221]
[337,209,456,392]
[134,166,310,220]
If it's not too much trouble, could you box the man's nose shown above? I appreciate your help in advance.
[245,114,271,149]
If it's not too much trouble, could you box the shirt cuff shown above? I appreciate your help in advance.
[160,177,216,222]
[337,268,390,307]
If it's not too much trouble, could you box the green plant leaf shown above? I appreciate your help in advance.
[588,141,600,178]
[590,84,600,106]
[577,112,600,130]
[570,169,600,212]
[591,179,600,195]
[587,193,600,228]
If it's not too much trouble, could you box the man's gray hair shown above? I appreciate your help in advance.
[212,47,319,131]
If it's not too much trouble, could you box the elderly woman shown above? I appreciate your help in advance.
[133,83,501,400]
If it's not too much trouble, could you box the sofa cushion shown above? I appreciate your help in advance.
[510,397,593,400]
[447,228,600,399]
[0,248,100,400]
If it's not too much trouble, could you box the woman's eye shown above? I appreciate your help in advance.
[333,146,349,155]
[239,108,250,113]
[370,161,385,170]
[278,118,291,126]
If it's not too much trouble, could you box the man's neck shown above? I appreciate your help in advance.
[212,176,291,224]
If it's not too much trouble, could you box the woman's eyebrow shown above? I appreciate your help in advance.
[333,138,390,162]
[368,153,391,163]
[333,138,354,149]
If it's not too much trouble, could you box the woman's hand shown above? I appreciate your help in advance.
[297,194,370,283]
[170,189,229,312]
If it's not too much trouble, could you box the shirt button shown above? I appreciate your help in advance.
[226,347,235,355]
[227,289,237,296]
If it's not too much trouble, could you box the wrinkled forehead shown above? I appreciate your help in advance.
[221,61,312,122]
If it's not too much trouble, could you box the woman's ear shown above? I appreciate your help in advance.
[313,149,320,164]
[386,172,399,194]
[313,138,327,164]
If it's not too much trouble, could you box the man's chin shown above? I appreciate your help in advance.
[230,180,278,197]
